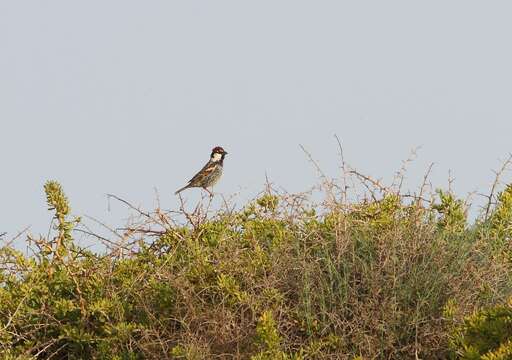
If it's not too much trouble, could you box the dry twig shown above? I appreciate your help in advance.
[484,153,512,220]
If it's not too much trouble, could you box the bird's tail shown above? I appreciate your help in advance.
[174,184,190,195]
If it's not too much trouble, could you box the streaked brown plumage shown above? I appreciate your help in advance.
[175,146,228,196]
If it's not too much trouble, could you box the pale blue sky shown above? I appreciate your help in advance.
[1,1,512,244]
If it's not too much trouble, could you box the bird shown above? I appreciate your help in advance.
[175,146,228,196]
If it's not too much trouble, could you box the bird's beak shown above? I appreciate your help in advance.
[224,151,228,155]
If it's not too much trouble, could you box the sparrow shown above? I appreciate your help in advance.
[175,146,228,196]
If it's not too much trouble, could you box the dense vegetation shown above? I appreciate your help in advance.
[1,164,512,359]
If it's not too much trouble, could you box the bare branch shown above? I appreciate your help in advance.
[299,144,327,181]
[418,162,434,202]
[393,146,421,194]
[349,169,390,195]
[334,134,349,204]
[73,228,131,251]
[107,193,151,219]
[485,153,512,220]
[1,226,30,249]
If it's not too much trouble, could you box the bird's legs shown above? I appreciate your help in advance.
[203,187,214,197]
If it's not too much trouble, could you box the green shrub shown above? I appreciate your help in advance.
[433,189,467,233]
[489,184,512,238]
[449,299,512,359]
[447,184,512,359]
[1,177,512,359]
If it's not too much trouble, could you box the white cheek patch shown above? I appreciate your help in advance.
[211,153,222,162]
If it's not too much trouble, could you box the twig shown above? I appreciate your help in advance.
[264,172,273,194]
[300,144,338,205]
[484,153,512,220]
[45,343,68,360]
[29,338,61,358]
[177,193,198,228]
[393,146,421,194]
[73,228,131,251]
[1,226,30,249]
[155,208,172,229]
[200,191,214,224]
[334,134,349,204]
[448,170,455,194]
[0,292,30,332]
[116,227,166,236]
[354,176,378,202]
[83,215,124,240]
[299,144,327,181]
[220,192,238,216]
[402,193,431,203]
[349,170,390,194]
[107,193,151,219]
[153,187,161,210]
[418,163,434,202]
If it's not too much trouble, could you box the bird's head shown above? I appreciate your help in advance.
[210,146,228,162]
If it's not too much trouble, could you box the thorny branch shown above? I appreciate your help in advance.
[349,170,390,195]
[299,144,340,205]
[484,153,512,220]
[107,193,151,219]
[334,134,350,204]
[392,146,421,193]
[0,226,30,250]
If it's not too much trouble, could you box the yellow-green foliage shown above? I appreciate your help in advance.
[449,298,512,359]
[45,180,70,216]
[1,184,512,359]
[252,310,286,359]
[350,194,403,230]
[256,194,280,213]
[44,180,80,256]
[433,189,467,233]
[489,184,512,239]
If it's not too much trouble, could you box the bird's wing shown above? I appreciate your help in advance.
[188,160,217,185]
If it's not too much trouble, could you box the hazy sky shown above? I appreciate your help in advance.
[2,1,512,245]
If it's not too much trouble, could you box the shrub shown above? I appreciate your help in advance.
[449,299,512,359]
[1,173,512,359]
[448,183,512,360]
